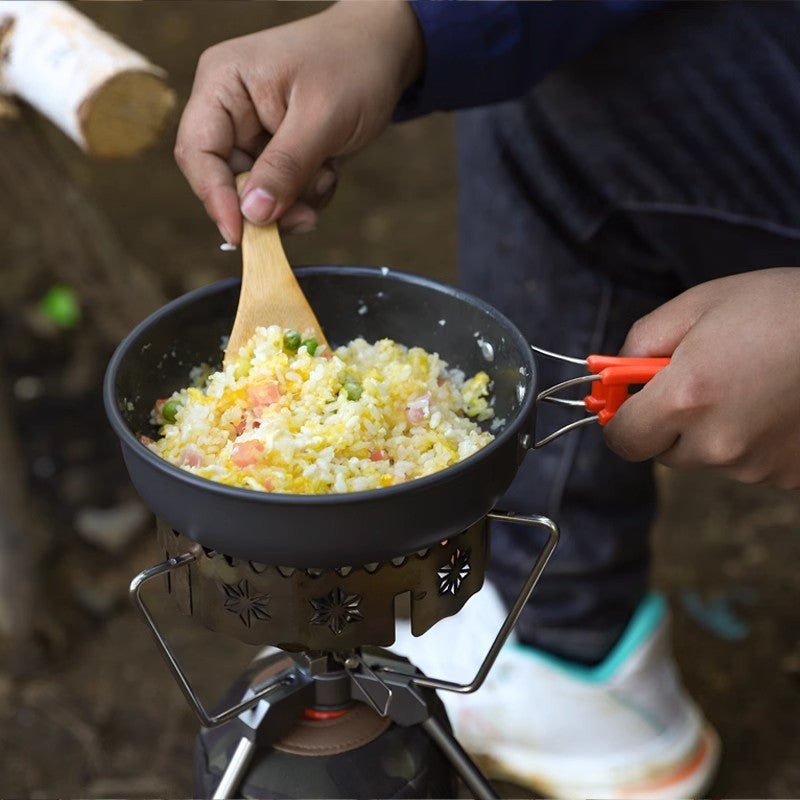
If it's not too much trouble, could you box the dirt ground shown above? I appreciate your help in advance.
[0,3,798,798]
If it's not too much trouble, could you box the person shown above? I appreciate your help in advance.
[175,2,800,796]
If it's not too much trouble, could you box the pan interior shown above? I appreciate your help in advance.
[111,267,534,481]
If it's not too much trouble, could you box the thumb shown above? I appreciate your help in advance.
[604,283,712,461]
[602,366,682,462]
[239,103,336,225]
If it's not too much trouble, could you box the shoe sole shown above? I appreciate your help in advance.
[468,722,721,800]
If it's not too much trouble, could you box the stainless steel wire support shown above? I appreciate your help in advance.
[379,511,559,695]
[130,552,312,727]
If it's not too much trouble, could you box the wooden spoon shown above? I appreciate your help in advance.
[224,174,328,366]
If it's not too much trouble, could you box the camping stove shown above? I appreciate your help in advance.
[130,510,558,799]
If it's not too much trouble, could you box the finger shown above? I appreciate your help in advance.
[275,163,340,234]
[278,163,340,237]
[239,102,338,224]
[619,287,710,358]
[228,147,255,175]
[601,366,683,461]
[278,202,319,235]
[175,95,243,244]
[299,164,339,211]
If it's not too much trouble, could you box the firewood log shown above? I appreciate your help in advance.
[0,0,175,157]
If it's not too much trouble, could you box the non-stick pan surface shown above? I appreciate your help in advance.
[104,266,537,567]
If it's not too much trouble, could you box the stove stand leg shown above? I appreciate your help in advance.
[130,553,315,728]
[213,736,256,800]
[422,714,499,800]
[381,512,559,696]
[348,652,498,800]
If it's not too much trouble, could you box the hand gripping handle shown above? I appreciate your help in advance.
[531,345,670,447]
[584,355,670,425]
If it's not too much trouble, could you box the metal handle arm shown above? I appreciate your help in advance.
[531,345,670,445]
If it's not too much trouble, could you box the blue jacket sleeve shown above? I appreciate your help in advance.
[395,0,656,120]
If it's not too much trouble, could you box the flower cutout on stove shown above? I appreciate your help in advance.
[222,580,271,628]
[437,547,471,595]
[310,587,363,635]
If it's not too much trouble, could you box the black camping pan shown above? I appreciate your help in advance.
[104,266,665,568]
[105,266,536,567]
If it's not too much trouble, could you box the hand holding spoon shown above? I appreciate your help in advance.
[224,174,327,366]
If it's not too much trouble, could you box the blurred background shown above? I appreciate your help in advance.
[0,2,797,796]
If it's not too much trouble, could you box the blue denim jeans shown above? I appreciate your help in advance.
[456,1,800,662]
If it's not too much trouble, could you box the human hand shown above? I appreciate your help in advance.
[174,1,424,243]
[603,268,800,489]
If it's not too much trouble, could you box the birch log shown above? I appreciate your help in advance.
[0,0,175,157]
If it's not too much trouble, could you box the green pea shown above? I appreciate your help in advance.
[301,338,318,356]
[344,380,362,401]
[162,398,182,423]
[283,329,301,351]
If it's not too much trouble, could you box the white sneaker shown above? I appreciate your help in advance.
[391,584,721,799]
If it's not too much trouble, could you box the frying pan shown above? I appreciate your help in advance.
[104,266,661,568]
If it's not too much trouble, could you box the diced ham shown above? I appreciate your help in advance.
[180,444,205,467]
[233,414,261,436]
[262,478,274,492]
[139,435,155,446]
[154,398,166,414]
[405,392,431,425]
[369,448,387,462]
[248,381,281,414]
[232,440,264,468]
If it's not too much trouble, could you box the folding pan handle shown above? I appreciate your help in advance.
[532,346,670,447]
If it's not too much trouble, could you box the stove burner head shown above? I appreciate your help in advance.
[158,518,488,651]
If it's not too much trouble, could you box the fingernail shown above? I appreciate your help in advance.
[241,187,276,223]
[314,170,336,198]
[217,223,234,244]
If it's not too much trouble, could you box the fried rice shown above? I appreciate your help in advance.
[146,325,495,494]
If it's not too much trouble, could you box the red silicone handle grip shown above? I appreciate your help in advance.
[584,356,670,425]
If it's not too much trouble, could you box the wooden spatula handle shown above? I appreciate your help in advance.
[223,174,327,365]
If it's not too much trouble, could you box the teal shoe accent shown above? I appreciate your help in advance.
[509,592,667,684]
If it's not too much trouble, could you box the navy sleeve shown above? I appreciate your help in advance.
[395,0,656,120]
